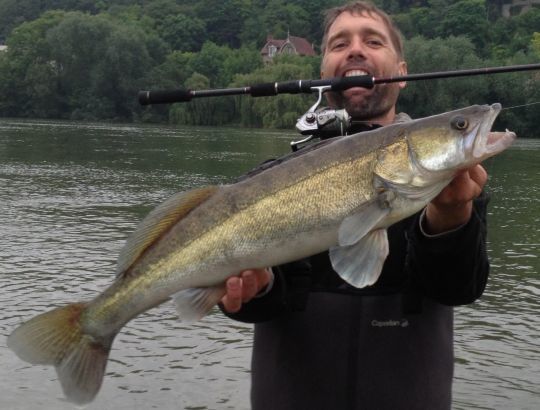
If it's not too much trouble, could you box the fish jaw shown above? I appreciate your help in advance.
[470,103,516,160]
[476,129,516,159]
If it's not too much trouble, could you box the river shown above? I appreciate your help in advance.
[0,119,538,409]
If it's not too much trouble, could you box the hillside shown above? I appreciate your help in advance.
[0,0,538,135]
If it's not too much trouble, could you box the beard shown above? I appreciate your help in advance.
[328,82,401,121]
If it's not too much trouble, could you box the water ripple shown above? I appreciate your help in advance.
[1,120,538,409]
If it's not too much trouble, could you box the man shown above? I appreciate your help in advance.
[220,2,489,409]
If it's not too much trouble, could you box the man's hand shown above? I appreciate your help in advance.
[424,164,488,235]
[221,268,273,313]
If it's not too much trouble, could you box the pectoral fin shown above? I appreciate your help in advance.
[338,193,393,246]
[329,229,389,288]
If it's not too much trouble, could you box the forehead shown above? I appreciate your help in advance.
[327,11,391,39]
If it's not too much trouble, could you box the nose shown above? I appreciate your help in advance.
[347,37,367,60]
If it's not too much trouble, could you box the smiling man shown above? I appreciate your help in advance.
[320,4,407,124]
[220,2,491,409]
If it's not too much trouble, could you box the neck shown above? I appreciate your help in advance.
[359,107,396,126]
[324,93,398,126]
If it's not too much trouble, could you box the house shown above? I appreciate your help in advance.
[501,0,540,17]
[261,33,316,63]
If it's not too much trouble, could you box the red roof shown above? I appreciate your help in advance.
[261,34,316,59]
[287,35,317,56]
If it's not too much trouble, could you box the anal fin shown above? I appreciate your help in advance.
[173,286,226,322]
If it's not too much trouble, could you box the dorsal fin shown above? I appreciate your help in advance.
[116,186,219,277]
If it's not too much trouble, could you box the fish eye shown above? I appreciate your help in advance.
[451,116,469,130]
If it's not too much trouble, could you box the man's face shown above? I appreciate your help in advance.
[321,12,407,124]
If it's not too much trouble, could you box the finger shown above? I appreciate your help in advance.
[440,167,484,205]
[467,164,487,188]
[241,270,258,302]
[458,167,484,200]
[222,276,243,313]
[258,268,272,288]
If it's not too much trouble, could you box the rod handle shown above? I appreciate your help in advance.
[138,89,193,105]
[332,76,375,91]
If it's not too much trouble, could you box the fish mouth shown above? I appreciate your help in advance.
[471,103,516,159]
[484,129,516,155]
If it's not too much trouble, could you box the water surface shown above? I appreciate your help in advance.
[0,119,538,409]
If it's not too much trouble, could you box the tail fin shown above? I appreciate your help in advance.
[7,303,115,404]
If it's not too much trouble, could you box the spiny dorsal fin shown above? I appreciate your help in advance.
[115,186,219,277]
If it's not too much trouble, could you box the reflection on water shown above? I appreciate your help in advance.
[0,119,538,409]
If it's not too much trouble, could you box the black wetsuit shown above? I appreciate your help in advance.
[221,122,490,410]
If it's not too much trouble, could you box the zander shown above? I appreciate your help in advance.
[8,104,515,404]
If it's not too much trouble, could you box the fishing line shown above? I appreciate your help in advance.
[483,101,533,187]
[500,101,540,111]
[346,100,540,128]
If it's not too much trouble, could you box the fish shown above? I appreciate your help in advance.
[7,103,515,404]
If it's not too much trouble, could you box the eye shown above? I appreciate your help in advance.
[451,116,469,130]
[331,41,347,51]
[366,38,383,47]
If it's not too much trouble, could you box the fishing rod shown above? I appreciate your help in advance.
[139,62,540,151]
[138,62,540,106]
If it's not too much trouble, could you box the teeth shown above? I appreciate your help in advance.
[345,70,368,77]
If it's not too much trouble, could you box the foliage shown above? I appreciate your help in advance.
[0,10,166,120]
[398,36,489,117]
[169,73,236,126]
[0,0,538,134]
[230,57,316,128]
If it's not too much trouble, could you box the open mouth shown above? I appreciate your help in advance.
[484,129,516,155]
[343,69,370,77]
[473,103,516,158]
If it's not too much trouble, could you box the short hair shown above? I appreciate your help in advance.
[321,1,404,58]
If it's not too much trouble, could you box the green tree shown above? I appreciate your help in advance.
[222,45,264,86]
[438,0,490,51]
[0,0,103,41]
[142,0,181,21]
[169,72,236,126]
[531,32,540,57]
[45,13,114,115]
[91,22,162,119]
[394,7,433,38]
[157,13,206,52]
[193,0,250,48]
[145,50,196,90]
[262,0,311,40]
[398,36,489,117]
[0,10,167,120]
[139,50,197,123]
[0,10,67,117]
[188,41,232,87]
[231,58,315,128]
[486,51,540,138]
[490,8,540,57]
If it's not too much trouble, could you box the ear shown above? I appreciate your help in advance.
[320,55,329,79]
[398,61,408,89]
